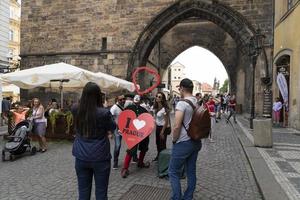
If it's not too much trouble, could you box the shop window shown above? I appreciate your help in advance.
[288,0,293,10]
[101,37,107,50]
[10,8,14,18]
[9,30,14,41]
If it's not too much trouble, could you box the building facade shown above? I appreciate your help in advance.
[192,80,201,96]
[170,62,186,96]
[201,83,213,95]
[8,0,21,68]
[273,0,300,130]
[0,0,10,70]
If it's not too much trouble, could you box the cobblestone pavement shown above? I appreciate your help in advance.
[0,119,262,200]
[238,116,300,200]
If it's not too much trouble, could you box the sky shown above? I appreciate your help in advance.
[171,46,228,86]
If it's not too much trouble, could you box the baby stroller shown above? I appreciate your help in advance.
[2,120,37,161]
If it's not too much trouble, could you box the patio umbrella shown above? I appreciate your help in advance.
[1,62,135,107]
[95,71,135,93]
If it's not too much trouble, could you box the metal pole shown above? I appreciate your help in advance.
[250,57,257,129]
[59,81,63,109]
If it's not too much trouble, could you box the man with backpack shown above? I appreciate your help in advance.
[169,78,207,200]
[110,95,126,169]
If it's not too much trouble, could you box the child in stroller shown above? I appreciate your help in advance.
[2,120,37,161]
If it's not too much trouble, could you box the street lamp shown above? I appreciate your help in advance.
[249,29,265,129]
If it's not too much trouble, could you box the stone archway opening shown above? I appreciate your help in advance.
[128,0,259,113]
[160,46,229,97]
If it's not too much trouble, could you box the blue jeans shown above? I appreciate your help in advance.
[227,107,236,122]
[113,129,122,163]
[169,140,202,200]
[75,158,111,200]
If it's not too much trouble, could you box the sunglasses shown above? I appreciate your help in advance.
[119,98,126,101]
[156,95,163,98]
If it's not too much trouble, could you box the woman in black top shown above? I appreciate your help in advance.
[72,82,116,200]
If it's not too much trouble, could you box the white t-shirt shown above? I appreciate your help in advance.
[141,102,151,112]
[124,100,133,108]
[155,107,167,126]
[175,96,197,143]
[110,104,123,123]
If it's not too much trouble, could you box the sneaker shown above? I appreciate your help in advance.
[113,162,118,170]
[209,138,215,143]
[152,156,158,162]
[132,157,138,163]
[137,161,150,168]
[121,168,129,178]
[41,149,47,153]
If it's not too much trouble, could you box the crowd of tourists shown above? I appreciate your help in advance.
[69,78,241,200]
[1,77,284,200]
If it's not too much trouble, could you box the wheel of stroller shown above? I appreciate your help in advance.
[2,150,5,162]
[9,154,15,161]
[31,146,37,155]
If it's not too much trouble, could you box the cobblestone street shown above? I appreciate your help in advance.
[238,117,300,200]
[0,119,262,200]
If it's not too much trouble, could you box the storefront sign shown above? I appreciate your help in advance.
[277,66,289,76]
[118,110,155,150]
[263,88,272,117]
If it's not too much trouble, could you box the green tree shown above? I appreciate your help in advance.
[219,79,229,93]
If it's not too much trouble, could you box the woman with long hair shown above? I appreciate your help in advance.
[31,98,47,152]
[72,82,116,200]
[153,92,170,161]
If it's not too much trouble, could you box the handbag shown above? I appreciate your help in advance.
[164,114,171,135]
[164,127,171,135]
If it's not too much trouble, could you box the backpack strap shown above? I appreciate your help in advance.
[179,99,196,133]
[179,99,196,110]
[116,104,124,111]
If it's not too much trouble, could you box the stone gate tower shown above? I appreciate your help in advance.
[20,0,274,116]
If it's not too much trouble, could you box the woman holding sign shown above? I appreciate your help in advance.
[72,82,116,200]
[153,92,170,161]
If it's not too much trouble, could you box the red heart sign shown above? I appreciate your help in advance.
[132,66,161,96]
[118,110,155,150]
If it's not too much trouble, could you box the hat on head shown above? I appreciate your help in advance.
[133,95,141,103]
[125,93,135,98]
[178,78,193,89]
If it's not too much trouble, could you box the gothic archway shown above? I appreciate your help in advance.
[128,0,257,76]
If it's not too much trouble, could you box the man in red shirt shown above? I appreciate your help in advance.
[226,95,237,123]
[206,96,216,142]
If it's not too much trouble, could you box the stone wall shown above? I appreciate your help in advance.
[20,0,274,115]
[273,3,300,130]
[21,0,273,61]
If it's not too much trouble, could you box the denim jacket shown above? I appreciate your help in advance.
[72,107,116,162]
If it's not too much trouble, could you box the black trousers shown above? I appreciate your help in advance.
[155,126,167,155]
[127,136,150,156]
